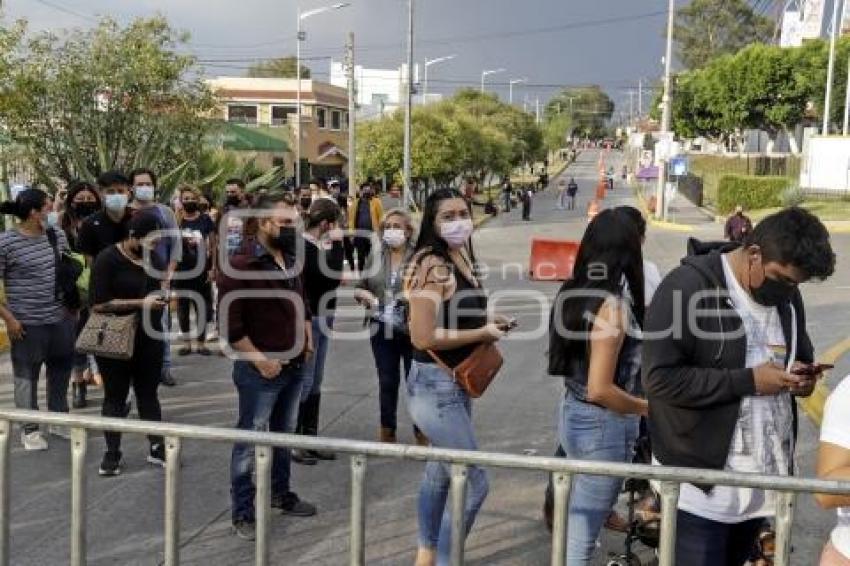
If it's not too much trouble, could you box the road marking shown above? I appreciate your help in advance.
[798,336,850,427]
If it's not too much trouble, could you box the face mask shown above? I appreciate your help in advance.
[300,197,313,210]
[72,202,99,219]
[182,202,199,214]
[362,192,373,200]
[42,211,59,229]
[104,193,128,213]
[225,195,240,207]
[134,185,155,202]
[439,218,474,249]
[383,228,407,248]
[751,275,796,307]
[272,226,298,257]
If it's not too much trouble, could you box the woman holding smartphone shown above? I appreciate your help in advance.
[90,211,169,477]
[547,208,647,565]
[405,188,512,566]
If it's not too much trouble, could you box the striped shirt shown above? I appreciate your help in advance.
[0,228,69,325]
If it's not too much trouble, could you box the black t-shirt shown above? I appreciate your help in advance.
[90,244,163,333]
[178,214,216,273]
[78,211,130,260]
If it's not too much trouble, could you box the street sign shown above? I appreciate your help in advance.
[670,156,688,176]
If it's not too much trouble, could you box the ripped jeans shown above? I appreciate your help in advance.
[230,360,304,523]
[406,360,489,565]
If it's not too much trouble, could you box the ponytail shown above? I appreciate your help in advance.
[0,188,47,221]
[0,201,21,219]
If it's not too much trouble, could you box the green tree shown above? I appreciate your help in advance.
[673,0,774,70]
[246,56,311,79]
[0,16,216,194]
[544,86,614,141]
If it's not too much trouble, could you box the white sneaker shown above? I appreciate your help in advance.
[21,430,48,451]
[48,425,71,440]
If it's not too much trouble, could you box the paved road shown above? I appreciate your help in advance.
[2,150,849,565]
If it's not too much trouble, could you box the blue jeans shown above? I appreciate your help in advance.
[370,320,412,430]
[230,361,304,523]
[299,316,333,402]
[675,510,763,566]
[406,360,489,565]
[558,392,639,566]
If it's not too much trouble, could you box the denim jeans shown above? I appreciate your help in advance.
[675,510,763,566]
[10,315,76,433]
[231,360,304,523]
[558,392,639,566]
[406,360,489,565]
[370,320,412,430]
[299,316,333,402]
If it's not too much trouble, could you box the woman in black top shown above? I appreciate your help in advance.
[90,211,169,477]
[292,198,345,464]
[174,185,216,356]
[59,180,102,407]
[405,188,511,566]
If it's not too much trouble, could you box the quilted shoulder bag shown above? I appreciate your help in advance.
[75,311,138,360]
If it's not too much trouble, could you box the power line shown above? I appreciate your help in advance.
[32,0,96,21]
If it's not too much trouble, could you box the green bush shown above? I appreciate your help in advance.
[781,184,805,208]
[717,175,788,214]
[690,155,800,207]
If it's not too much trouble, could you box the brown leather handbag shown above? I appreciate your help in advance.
[428,343,504,398]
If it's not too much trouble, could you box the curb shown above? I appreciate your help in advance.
[798,336,850,427]
[633,190,696,233]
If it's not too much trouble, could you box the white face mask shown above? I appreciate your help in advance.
[439,218,474,249]
[382,228,407,248]
[134,185,155,202]
[46,211,59,228]
[104,193,128,213]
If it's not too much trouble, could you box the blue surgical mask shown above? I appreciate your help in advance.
[134,185,155,202]
[46,211,59,228]
[104,193,128,213]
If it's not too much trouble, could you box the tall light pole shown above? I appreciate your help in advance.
[296,2,350,189]
[824,0,842,135]
[422,54,456,104]
[480,68,505,93]
[509,78,527,105]
[655,0,675,221]
[403,0,414,210]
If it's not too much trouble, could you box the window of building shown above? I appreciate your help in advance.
[272,157,285,167]
[331,110,341,131]
[227,104,258,125]
[316,107,327,129]
[271,105,296,126]
[342,112,349,131]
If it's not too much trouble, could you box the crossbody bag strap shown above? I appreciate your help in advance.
[427,349,456,378]
[46,227,61,301]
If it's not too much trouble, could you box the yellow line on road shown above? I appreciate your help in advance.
[798,336,850,427]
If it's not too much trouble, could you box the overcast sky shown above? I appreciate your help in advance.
[11,0,686,113]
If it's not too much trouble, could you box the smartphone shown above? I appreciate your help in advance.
[503,318,519,332]
[793,363,835,376]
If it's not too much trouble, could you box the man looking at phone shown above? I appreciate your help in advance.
[643,207,835,565]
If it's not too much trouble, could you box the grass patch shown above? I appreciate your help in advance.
[749,199,850,222]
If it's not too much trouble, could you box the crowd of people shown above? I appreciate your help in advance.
[0,166,847,566]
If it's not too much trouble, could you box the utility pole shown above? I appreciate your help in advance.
[825,0,842,135]
[403,0,414,210]
[638,78,643,119]
[535,98,541,124]
[655,0,675,221]
[629,90,635,126]
[346,33,356,184]
[844,55,850,136]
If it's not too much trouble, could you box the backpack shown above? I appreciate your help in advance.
[47,228,84,310]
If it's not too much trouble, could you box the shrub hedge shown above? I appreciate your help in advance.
[717,175,788,214]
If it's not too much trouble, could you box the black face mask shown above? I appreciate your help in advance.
[271,226,298,257]
[72,202,99,219]
[182,202,199,214]
[300,198,313,210]
[225,195,240,207]
[752,276,797,307]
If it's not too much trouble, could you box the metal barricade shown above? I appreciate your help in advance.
[0,408,848,566]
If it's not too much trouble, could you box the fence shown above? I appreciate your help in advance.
[1,408,849,566]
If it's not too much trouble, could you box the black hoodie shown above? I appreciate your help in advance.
[642,239,814,478]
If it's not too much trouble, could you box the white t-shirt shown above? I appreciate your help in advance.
[675,254,793,523]
[643,259,662,307]
[820,376,850,559]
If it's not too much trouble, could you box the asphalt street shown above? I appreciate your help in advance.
[1,150,849,565]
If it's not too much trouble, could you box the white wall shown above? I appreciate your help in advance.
[800,136,850,192]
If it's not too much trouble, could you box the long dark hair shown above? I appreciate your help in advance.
[548,208,645,373]
[60,180,101,236]
[412,187,477,272]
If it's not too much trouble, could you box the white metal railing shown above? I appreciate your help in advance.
[0,409,847,566]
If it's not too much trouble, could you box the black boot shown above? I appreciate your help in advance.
[72,383,87,409]
[291,401,317,465]
[304,394,335,461]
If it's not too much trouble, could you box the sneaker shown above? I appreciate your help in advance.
[272,492,317,517]
[160,370,177,387]
[232,520,256,541]
[21,430,48,451]
[98,452,123,477]
[48,425,71,440]
[147,443,167,467]
[291,449,317,465]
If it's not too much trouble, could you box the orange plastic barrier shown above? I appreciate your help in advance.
[529,238,580,281]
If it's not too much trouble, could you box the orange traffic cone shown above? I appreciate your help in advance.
[596,179,607,200]
[587,199,600,221]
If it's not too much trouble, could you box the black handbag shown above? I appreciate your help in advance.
[47,228,83,310]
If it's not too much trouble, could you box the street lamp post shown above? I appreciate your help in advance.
[296,2,350,189]
[480,68,506,93]
[403,0,414,210]
[509,78,527,105]
[655,0,675,221]
[824,0,843,135]
[422,54,456,104]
